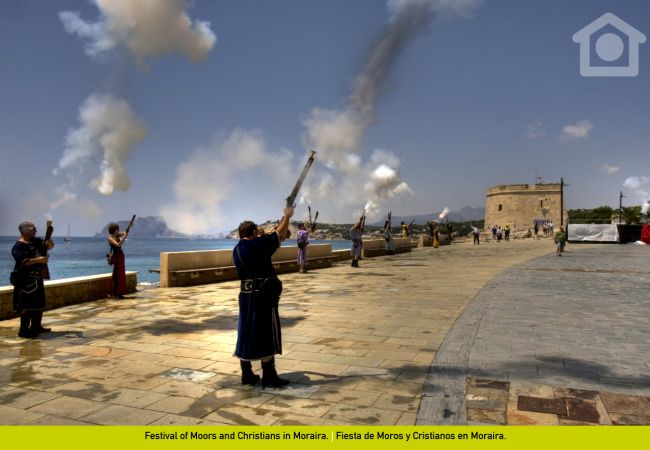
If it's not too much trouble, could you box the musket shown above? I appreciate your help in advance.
[409,218,415,228]
[125,214,136,234]
[312,210,319,233]
[360,211,366,231]
[385,211,392,231]
[308,206,313,224]
[39,219,54,280]
[286,150,317,208]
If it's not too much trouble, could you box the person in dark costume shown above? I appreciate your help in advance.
[107,223,129,299]
[232,205,294,388]
[350,217,364,267]
[11,221,54,338]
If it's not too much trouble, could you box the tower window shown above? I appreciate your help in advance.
[498,204,503,212]
[540,200,544,207]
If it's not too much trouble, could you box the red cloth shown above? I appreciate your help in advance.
[641,224,650,245]
[111,253,127,296]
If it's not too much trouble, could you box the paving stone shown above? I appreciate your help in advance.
[157,368,216,383]
[80,404,166,425]
[96,387,169,408]
[0,387,61,409]
[28,396,108,419]
[466,408,506,425]
[148,413,228,426]
[609,413,650,425]
[600,392,650,416]
[260,396,335,417]
[323,403,402,425]
[203,405,285,425]
[0,404,45,424]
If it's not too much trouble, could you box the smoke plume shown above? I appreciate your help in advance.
[54,93,147,197]
[301,1,480,220]
[160,129,293,235]
[59,0,216,64]
[438,206,450,220]
[623,176,650,214]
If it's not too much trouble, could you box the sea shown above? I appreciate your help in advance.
[0,236,352,287]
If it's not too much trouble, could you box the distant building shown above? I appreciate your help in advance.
[484,183,567,231]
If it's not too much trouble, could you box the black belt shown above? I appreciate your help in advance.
[241,278,266,293]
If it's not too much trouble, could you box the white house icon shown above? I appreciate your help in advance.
[573,12,646,77]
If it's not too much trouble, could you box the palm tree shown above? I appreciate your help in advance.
[621,206,642,225]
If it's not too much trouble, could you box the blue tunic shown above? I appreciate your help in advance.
[296,229,309,265]
[350,227,363,258]
[232,232,282,361]
[385,229,394,252]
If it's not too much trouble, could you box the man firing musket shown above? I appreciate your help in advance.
[296,205,318,274]
[384,211,394,255]
[232,150,316,388]
[350,208,365,268]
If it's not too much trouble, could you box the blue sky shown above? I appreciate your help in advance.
[1,0,649,236]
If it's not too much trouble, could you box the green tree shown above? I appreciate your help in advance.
[621,206,642,225]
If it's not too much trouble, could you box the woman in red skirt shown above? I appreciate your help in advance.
[107,223,128,298]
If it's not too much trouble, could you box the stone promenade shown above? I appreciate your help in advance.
[1,239,648,425]
[420,244,650,425]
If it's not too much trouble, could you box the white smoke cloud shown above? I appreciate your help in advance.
[560,120,593,140]
[54,93,146,196]
[600,164,620,174]
[299,148,414,222]
[623,176,650,214]
[302,0,468,219]
[59,0,216,64]
[364,200,381,219]
[160,128,294,235]
[623,176,649,191]
[302,108,366,173]
[387,0,483,20]
[438,206,450,220]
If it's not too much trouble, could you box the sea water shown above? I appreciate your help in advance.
[0,236,352,286]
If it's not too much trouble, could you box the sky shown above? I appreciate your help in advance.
[1,0,649,236]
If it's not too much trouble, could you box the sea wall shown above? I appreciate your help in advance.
[160,244,336,287]
[159,238,415,287]
[0,272,137,320]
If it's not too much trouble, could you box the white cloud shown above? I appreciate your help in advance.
[600,164,620,175]
[560,120,593,140]
[523,121,546,140]
[59,0,216,64]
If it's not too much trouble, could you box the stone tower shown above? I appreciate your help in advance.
[484,183,566,231]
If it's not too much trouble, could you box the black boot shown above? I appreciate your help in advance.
[261,357,290,388]
[240,360,260,386]
[30,310,51,334]
[18,312,36,338]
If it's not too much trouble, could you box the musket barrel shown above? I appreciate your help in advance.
[286,150,317,207]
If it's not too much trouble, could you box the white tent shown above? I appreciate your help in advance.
[567,224,619,242]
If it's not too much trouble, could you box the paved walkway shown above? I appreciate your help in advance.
[419,244,650,425]
[0,239,553,425]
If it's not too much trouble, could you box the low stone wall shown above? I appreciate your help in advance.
[363,237,412,258]
[0,272,137,320]
[332,249,352,262]
[419,236,433,247]
[160,244,335,287]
